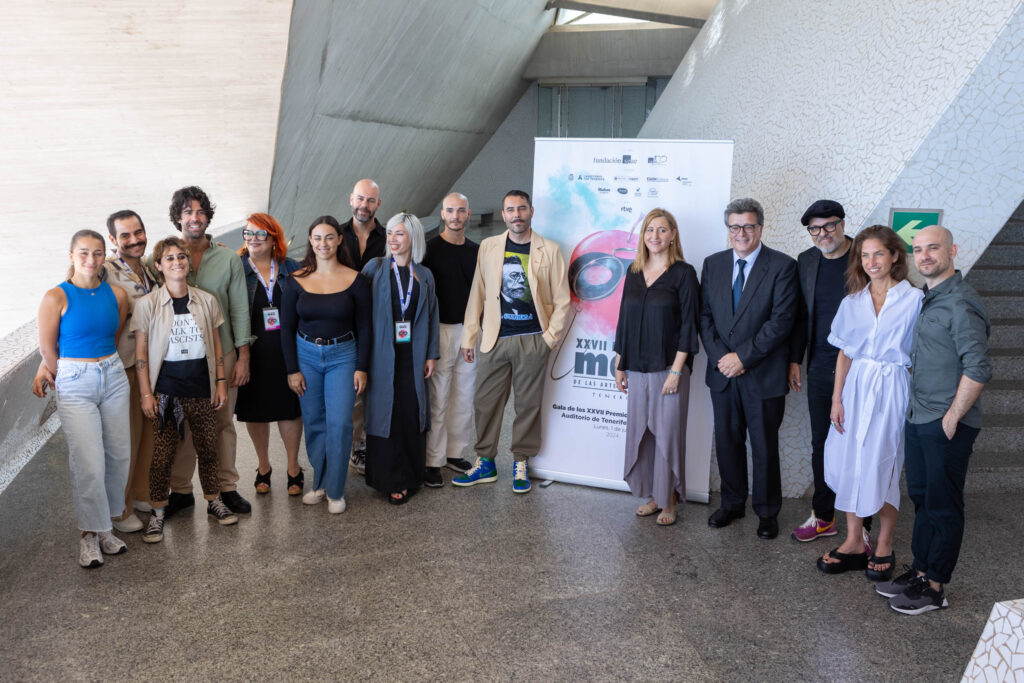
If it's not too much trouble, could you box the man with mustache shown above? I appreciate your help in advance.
[341,178,385,476]
[788,200,873,551]
[33,209,159,533]
[454,190,570,493]
[421,192,478,487]
[879,225,991,615]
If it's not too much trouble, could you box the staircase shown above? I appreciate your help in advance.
[963,200,1024,492]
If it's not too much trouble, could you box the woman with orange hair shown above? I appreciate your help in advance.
[236,213,304,496]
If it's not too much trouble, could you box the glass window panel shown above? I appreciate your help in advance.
[566,86,613,137]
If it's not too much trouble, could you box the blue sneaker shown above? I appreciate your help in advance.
[451,457,497,487]
[512,460,531,494]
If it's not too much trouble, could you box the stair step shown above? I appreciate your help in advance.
[974,243,1024,266]
[992,356,1024,379]
[966,267,1024,292]
[964,468,1024,494]
[989,325,1024,349]
[973,415,1024,453]
[983,386,1024,414]
[970,450,1024,470]
[993,221,1024,242]
[977,295,1024,319]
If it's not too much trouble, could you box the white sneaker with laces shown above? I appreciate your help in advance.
[302,489,326,505]
[327,497,346,514]
[79,534,103,568]
[112,513,144,533]
[98,531,127,555]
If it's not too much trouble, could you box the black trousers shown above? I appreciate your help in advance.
[806,366,873,531]
[710,380,784,519]
[905,418,979,585]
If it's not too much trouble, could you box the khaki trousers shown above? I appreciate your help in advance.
[119,369,154,516]
[473,333,550,461]
[426,323,477,467]
[170,350,239,494]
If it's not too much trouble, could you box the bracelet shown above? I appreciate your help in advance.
[141,394,153,399]
[669,369,683,377]
[216,378,227,382]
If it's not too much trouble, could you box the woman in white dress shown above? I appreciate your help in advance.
[817,225,922,581]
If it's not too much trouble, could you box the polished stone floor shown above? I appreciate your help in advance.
[1,423,1021,682]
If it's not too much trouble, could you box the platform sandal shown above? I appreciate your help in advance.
[254,467,272,494]
[287,468,304,496]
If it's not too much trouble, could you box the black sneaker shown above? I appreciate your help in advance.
[164,492,195,519]
[875,566,924,598]
[423,467,444,488]
[143,510,165,543]
[220,490,251,514]
[207,497,239,526]
[445,457,473,473]
[889,581,948,615]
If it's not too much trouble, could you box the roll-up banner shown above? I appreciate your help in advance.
[531,138,734,502]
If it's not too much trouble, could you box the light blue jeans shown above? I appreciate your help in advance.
[55,355,131,532]
[296,335,356,500]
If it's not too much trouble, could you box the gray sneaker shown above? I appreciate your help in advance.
[78,534,103,568]
[889,581,948,615]
[874,566,923,598]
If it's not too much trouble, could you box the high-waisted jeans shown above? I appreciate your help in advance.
[296,335,356,500]
[55,355,131,532]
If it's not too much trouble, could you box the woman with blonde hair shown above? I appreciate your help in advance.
[613,209,700,526]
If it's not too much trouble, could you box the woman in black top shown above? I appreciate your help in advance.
[281,216,371,514]
[613,209,700,526]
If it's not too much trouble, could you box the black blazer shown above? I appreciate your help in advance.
[789,236,853,366]
[699,244,798,398]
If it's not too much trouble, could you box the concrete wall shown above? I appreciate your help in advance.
[0,1,293,338]
[640,0,1024,498]
[267,0,554,240]
[524,25,698,80]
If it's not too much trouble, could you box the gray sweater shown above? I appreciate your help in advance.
[361,257,440,438]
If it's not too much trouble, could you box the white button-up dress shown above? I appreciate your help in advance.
[824,279,923,517]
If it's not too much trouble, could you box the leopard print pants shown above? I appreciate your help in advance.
[148,396,220,505]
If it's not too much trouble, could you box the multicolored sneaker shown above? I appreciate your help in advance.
[862,528,874,556]
[512,460,531,494]
[875,566,924,598]
[889,581,948,615]
[790,513,838,542]
[451,458,498,487]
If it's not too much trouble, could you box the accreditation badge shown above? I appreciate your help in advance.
[263,307,281,331]
[395,321,412,344]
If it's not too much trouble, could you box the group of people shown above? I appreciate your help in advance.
[34,184,991,617]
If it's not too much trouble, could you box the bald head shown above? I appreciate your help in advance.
[440,192,471,243]
[350,179,381,225]
[912,224,957,285]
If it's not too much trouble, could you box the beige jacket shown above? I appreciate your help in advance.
[130,285,224,399]
[103,257,158,368]
[461,230,571,353]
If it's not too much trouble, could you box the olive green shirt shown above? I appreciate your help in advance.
[907,271,991,428]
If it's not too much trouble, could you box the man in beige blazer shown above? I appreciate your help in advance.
[453,190,570,493]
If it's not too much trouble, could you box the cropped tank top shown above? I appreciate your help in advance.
[58,281,118,358]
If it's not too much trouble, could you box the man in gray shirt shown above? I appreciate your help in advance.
[878,226,991,615]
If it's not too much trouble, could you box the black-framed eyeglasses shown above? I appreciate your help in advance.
[727,223,759,234]
[242,229,269,241]
[806,219,842,236]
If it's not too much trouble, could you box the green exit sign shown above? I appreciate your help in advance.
[889,208,943,252]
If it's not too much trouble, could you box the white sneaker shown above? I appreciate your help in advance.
[302,489,326,505]
[327,497,346,514]
[112,513,144,533]
[98,530,128,555]
[133,500,152,513]
[79,534,103,568]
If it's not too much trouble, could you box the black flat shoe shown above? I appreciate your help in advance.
[708,507,745,528]
[865,553,896,582]
[817,547,869,574]
[756,516,779,539]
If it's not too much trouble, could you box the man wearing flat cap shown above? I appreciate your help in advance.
[787,200,874,550]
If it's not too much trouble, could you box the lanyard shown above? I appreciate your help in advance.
[119,256,151,294]
[247,257,277,303]
[391,257,415,321]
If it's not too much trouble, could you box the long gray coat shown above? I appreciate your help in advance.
[361,257,440,439]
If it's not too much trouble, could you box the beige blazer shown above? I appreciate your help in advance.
[461,230,571,353]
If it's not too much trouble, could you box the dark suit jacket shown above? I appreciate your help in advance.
[788,236,853,366]
[699,244,798,398]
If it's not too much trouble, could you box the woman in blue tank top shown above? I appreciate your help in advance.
[34,229,130,569]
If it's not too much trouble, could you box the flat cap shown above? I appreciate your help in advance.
[801,199,845,226]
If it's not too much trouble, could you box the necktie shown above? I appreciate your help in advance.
[733,259,746,312]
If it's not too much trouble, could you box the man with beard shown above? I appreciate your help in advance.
[162,186,253,517]
[421,193,478,487]
[454,190,570,493]
[33,209,158,533]
[788,200,873,552]
[342,178,385,475]
[879,226,991,615]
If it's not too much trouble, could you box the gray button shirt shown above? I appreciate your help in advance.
[907,271,991,427]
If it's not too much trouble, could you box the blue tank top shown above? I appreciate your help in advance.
[58,281,119,358]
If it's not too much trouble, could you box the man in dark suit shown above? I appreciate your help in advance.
[700,198,798,539]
